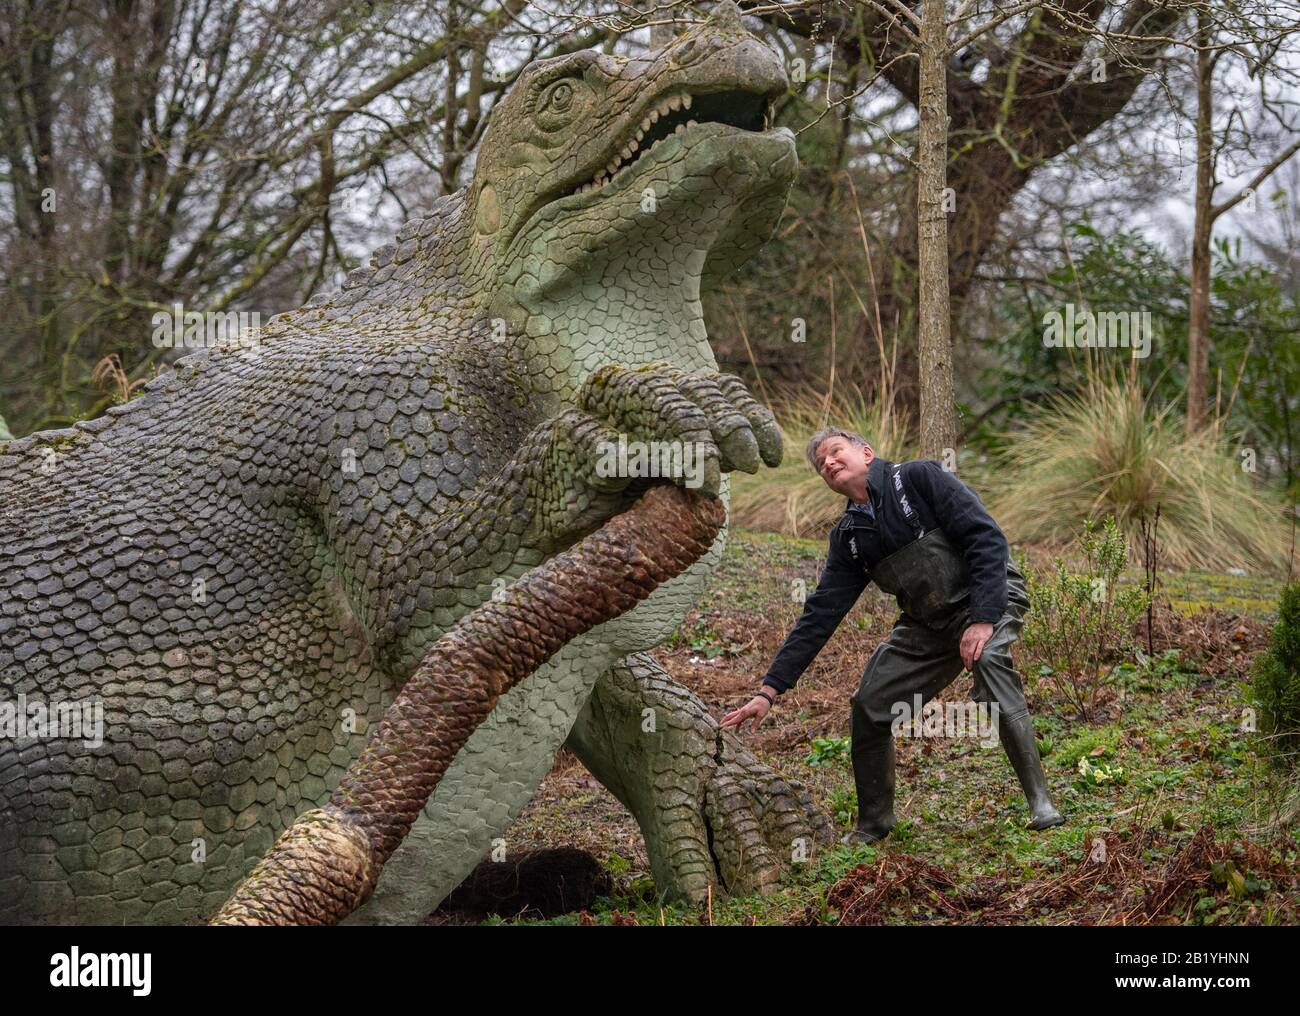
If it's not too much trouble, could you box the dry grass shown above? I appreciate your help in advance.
[800,824,1299,926]
[984,378,1293,573]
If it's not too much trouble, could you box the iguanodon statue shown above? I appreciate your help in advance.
[0,1,832,925]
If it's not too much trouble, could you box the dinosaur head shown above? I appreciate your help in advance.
[464,1,796,318]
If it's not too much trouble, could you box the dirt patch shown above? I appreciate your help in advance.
[1137,597,1270,681]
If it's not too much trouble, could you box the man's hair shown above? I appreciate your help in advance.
[805,428,871,473]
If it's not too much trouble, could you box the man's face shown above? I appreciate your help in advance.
[815,437,874,498]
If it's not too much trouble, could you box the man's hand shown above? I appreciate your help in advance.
[960,622,995,669]
[720,692,773,733]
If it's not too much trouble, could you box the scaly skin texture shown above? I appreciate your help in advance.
[0,2,831,925]
[213,486,725,925]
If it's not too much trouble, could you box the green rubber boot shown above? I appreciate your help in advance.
[999,711,1065,830]
[843,725,896,845]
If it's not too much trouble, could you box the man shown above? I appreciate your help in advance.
[720,429,1064,844]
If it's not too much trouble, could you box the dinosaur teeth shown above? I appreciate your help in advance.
[582,89,702,194]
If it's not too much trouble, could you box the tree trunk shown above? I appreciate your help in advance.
[649,1,675,49]
[916,0,957,457]
[1187,13,1215,434]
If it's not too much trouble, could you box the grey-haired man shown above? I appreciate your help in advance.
[721,429,1064,844]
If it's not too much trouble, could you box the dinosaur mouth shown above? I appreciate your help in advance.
[502,86,781,254]
[569,88,772,197]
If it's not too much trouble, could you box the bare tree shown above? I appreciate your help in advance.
[0,0,607,434]
[1183,1,1300,433]
[748,1,1190,451]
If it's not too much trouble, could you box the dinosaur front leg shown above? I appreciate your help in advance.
[566,653,833,903]
[370,362,781,674]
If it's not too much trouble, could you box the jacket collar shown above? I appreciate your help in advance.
[841,456,893,513]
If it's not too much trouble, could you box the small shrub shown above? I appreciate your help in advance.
[827,786,857,828]
[806,735,851,767]
[1020,517,1151,721]
[1252,582,1300,766]
[1052,724,1124,768]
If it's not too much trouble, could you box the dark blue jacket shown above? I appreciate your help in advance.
[761,457,1010,695]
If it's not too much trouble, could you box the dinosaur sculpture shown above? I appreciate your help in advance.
[0,1,831,925]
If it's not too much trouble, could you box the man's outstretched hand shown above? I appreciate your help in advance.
[960,621,995,669]
[720,692,773,733]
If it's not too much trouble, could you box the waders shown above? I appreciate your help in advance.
[843,467,1064,844]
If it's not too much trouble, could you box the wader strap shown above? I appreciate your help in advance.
[890,465,926,540]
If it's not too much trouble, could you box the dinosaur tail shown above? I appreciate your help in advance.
[211,484,724,926]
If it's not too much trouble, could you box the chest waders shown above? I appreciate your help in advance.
[843,466,1064,845]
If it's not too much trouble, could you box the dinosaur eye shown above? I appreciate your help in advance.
[535,77,589,132]
[546,81,574,112]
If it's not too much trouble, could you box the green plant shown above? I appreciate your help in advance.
[1052,725,1123,768]
[987,222,1300,505]
[826,785,857,828]
[1021,517,1152,720]
[1252,582,1300,766]
[806,735,851,767]
[687,634,741,659]
[1112,648,1200,692]
[985,377,1291,572]
[1075,755,1126,790]
[671,623,743,659]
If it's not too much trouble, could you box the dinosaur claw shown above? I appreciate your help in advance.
[720,426,761,474]
[756,417,783,468]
